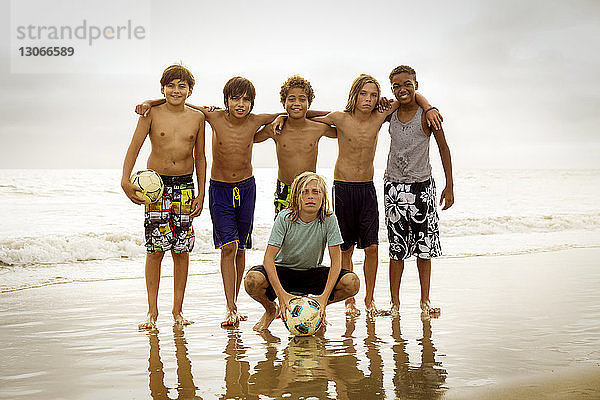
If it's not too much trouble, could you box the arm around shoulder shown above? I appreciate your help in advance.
[254,113,285,126]
[254,123,274,143]
[312,111,343,127]
[135,98,165,117]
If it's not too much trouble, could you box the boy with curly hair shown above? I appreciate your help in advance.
[254,75,336,216]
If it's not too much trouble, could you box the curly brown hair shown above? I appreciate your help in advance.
[389,65,416,83]
[280,75,315,106]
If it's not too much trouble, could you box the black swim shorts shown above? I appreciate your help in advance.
[332,180,379,251]
[248,265,353,302]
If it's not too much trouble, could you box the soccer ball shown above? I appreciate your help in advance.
[130,170,164,204]
[284,297,323,336]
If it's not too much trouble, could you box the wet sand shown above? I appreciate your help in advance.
[1,248,599,399]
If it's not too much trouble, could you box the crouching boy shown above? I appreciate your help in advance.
[244,172,360,331]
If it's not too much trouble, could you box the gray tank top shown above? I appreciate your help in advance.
[384,107,432,183]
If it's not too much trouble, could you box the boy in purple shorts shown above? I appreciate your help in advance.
[122,64,206,330]
[136,77,284,326]
[384,65,454,317]
[208,176,256,252]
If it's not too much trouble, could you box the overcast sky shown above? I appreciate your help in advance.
[1,0,599,170]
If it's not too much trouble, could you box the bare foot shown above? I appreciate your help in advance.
[420,300,441,318]
[173,313,194,326]
[138,313,157,330]
[365,301,391,317]
[221,309,240,327]
[390,303,400,317]
[345,298,361,317]
[253,303,279,332]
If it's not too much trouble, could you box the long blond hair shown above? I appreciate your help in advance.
[287,172,332,223]
[344,74,381,114]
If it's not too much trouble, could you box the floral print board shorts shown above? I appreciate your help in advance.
[144,174,195,253]
[384,178,441,260]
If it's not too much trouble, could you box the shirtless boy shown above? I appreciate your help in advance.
[244,172,360,331]
[137,76,283,326]
[384,65,453,317]
[310,74,441,316]
[122,64,206,330]
[254,76,336,215]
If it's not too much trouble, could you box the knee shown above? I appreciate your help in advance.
[342,246,354,257]
[244,271,267,295]
[340,272,360,297]
[171,251,189,261]
[364,244,378,257]
[221,242,238,258]
[146,252,165,262]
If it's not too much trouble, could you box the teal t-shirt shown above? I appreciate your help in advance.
[268,209,343,271]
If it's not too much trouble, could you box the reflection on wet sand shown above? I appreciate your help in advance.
[222,330,250,399]
[392,316,447,399]
[147,326,202,400]
[146,317,447,399]
[246,318,446,399]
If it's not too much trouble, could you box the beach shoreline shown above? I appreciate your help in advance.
[2,248,599,399]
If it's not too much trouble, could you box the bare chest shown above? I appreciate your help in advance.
[339,124,378,149]
[212,126,255,153]
[150,121,196,145]
[276,131,319,155]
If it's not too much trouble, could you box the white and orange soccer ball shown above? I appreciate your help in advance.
[130,170,164,204]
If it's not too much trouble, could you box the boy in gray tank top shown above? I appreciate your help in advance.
[384,65,454,318]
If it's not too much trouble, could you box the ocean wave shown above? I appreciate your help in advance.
[2,212,600,267]
[0,229,221,267]
[438,213,600,237]
[0,232,145,266]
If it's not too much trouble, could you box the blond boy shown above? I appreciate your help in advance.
[244,172,360,331]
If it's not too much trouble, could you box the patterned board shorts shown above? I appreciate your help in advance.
[144,174,195,253]
[274,179,291,217]
[384,178,441,260]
